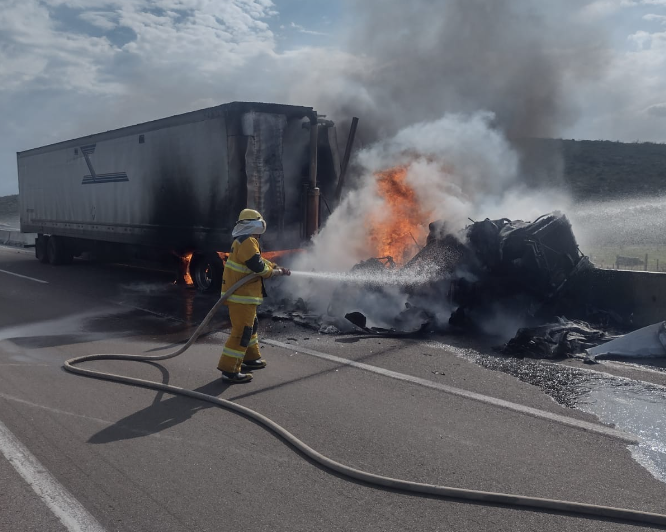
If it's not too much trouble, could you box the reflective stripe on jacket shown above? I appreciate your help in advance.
[221,236,275,305]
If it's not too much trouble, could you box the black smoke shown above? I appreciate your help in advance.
[330,0,609,145]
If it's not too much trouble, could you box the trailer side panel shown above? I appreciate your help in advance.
[18,115,231,252]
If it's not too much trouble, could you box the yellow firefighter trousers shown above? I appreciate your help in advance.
[217,303,261,373]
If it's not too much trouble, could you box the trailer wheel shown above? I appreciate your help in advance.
[190,253,223,293]
[35,235,49,264]
[46,236,73,265]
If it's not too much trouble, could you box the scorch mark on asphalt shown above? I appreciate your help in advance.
[261,338,639,444]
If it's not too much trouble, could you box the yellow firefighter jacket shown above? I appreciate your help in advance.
[222,236,275,305]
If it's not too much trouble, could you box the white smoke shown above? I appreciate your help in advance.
[290,111,572,319]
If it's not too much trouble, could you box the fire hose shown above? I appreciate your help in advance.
[64,273,666,528]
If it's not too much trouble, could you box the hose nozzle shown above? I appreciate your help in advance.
[273,267,291,277]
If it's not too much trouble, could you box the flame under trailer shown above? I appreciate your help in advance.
[17,102,343,291]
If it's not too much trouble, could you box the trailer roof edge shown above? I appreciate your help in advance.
[17,101,316,158]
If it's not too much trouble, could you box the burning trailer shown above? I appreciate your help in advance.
[17,101,352,292]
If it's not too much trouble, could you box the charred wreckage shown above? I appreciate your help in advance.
[276,211,666,362]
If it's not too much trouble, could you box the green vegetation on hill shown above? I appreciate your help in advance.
[0,194,18,215]
[585,245,666,273]
[521,139,666,201]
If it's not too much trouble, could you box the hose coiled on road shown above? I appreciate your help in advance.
[64,274,666,528]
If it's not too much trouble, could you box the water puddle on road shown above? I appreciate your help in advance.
[428,341,666,485]
[576,378,666,484]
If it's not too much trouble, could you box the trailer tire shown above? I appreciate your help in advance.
[46,236,73,265]
[36,235,49,264]
[190,253,224,293]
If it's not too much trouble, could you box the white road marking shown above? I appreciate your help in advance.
[0,418,106,532]
[0,268,48,284]
[0,363,50,367]
[0,392,192,445]
[0,392,113,426]
[262,338,639,444]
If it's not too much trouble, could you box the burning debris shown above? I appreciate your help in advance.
[282,207,658,361]
[326,211,591,331]
[276,208,597,341]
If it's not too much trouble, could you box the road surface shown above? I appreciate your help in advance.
[1,245,665,531]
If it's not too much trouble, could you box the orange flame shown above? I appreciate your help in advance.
[367,166,431,264]
[179,249,301,287]
[182,253,194,285]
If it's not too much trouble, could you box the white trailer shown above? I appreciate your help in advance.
[17,101,340,291]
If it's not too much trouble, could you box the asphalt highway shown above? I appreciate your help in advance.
[1,244,666,532]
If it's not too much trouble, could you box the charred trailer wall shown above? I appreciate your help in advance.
[315,121,341,225]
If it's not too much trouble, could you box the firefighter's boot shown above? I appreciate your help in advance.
[220,371,253,384]
[242,358,267,371]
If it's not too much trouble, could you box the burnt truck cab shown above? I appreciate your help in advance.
[17,102,343,291]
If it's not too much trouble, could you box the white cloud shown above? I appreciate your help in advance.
[628,28,666,49]
[0,1,120,93]
[587,0,666,10]
[644,13,666,23]
[628,29,655,48]
[645,102,666,115]
[0,0,288,195]
[117,4,276,73]
[79,11,118,30]
[621,0,666,6]
[289,21,327,36]
[0,0,279,92]
[579,0,641,19]
[564,21,666,141]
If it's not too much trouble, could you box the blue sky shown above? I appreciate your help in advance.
[1,0,666,196]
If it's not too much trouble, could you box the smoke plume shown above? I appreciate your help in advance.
[290,112,571,321]
[287,0,607,330]
[310,0,609,142]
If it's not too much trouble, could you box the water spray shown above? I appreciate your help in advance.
[289,269,441,286]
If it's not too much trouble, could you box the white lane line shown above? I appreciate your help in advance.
[0,392,114,427]
[0,363,51,367]
[0,392,191,445]
[0,419,106,532]
[262,338,639,444]
[0,268,48,284]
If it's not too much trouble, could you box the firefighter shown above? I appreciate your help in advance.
[217,209,290,383]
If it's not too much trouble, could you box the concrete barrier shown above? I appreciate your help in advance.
[0,230,36,248]
[562,268,666,328]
